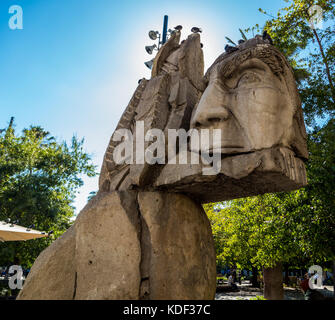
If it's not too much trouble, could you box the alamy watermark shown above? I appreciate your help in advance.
[8,5,23,30]
[112,121,222,175]
[6,264,326,290]
[308,265,324,290]
[7,265,23,289]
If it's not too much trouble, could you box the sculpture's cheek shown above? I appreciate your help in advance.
[234,86,281,115]
[232,87,286,150]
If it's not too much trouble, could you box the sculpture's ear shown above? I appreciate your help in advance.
[151,31,181,77]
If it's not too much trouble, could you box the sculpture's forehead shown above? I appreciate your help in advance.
[206,45,286,82]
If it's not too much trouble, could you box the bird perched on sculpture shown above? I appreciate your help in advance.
[191,27,202,33]
[225,44,239,54]
[263,30,273,45]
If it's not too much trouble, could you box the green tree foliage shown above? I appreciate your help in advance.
[300,119,335,261]
[205,195,305,270]
[258,0,335,126]
[0,119,97,267]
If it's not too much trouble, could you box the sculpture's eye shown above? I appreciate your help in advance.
[237,72,262,87]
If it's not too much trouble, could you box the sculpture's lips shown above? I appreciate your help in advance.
[209,147,246,154]
[206,143,246,152]
[191,121,248,153]
[190,146,246,155]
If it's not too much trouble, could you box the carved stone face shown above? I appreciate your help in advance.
[190,47,304,157]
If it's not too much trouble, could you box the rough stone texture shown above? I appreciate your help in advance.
[176,33,205,91]
[18,191,216,300]
[155,147,307,203]
[129,74,171,187]
[74,191,141,300]
[138,192,216,300]
[99,79,148,192]
[152,31,181,78]
[17,225,76,300]
[18,192,142,300]
[129,32,204,188]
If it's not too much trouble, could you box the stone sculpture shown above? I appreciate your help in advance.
[18,30,308,300]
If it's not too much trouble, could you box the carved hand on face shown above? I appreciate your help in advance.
[190,57,293,155]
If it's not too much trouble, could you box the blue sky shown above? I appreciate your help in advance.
[0,0,287,215]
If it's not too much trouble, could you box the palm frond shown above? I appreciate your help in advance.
[239,29,248,41]
[225,37,237,46]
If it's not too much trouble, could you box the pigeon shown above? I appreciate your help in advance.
[225,44,239,54]
[168,28,176,35]
[263,31,273,45]
[174,25,183,31]
[191,27,202,33]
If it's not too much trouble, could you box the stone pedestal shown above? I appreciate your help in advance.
[18,191,216,300]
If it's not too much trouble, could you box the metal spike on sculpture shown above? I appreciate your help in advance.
[18,26,308,300]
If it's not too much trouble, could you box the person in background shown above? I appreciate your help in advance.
[232,269,237,286]
[300,273,310,298]
[227,273,238,291]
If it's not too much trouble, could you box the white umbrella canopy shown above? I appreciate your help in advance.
[0,221,48,242]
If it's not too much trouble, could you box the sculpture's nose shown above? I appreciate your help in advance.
[191,82,231,128]
[192,105,230,128]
